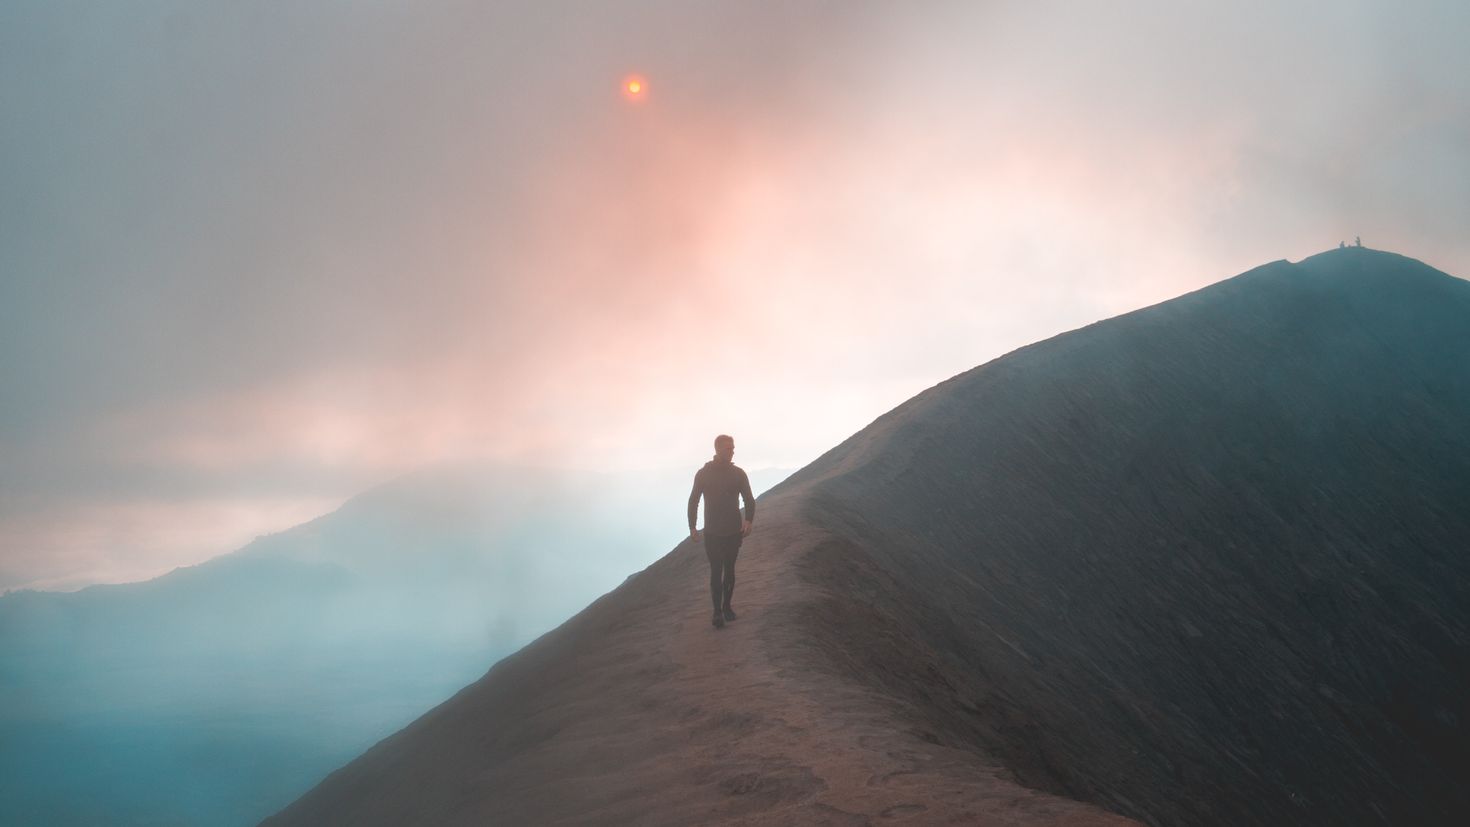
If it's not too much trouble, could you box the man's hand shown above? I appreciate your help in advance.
[741,519,753,537]
[689,529,700,544]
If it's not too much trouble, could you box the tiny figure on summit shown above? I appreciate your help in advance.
[688,434,755,629]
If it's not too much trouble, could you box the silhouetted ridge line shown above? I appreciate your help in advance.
[266,248,1469,827]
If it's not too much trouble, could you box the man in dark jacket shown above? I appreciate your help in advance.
[688,434,755,629]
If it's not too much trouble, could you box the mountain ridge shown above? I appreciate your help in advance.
[266,248,1470,826]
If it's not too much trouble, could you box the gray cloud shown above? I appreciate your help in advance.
[3,0,1468,589]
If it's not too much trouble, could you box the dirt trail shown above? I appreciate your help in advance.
[265,482,1137,826]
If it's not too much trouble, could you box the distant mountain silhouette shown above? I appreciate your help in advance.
[265,248,1470,826]
[2,463,789,827]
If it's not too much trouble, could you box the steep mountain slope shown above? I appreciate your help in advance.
[266,248,1470,826]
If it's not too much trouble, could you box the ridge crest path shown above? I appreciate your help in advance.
[264,483,1138,826]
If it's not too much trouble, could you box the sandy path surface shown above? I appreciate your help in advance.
[265,482,1138,826]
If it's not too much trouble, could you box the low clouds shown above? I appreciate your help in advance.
[3,1,1468,590]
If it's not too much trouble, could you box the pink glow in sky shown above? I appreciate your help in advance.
[3,1,1469,591]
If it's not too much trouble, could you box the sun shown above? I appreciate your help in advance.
[622,74,647,102]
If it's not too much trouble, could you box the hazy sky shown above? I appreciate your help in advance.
[3,0,1468,591]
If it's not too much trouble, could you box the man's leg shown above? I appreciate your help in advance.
[705,542,725,613]
[721,544,739,612]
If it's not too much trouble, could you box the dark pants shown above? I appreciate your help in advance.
[704,533,741,611]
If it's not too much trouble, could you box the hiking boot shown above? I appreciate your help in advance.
[712,609,725,629]
[722,606,737,621]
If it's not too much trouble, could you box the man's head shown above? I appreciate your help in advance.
[713,434,735,461]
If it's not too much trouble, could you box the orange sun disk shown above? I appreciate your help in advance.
[623,75,647,100]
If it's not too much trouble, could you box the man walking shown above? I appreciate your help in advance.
[688,434,755,628]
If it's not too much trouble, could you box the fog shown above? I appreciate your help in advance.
[0,462,790,824]
[5,1,1468,591]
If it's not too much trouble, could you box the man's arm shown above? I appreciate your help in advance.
[687,470,703,539]
[739,470,756,536]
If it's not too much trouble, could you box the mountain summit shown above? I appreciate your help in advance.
[266,248,1470,826]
